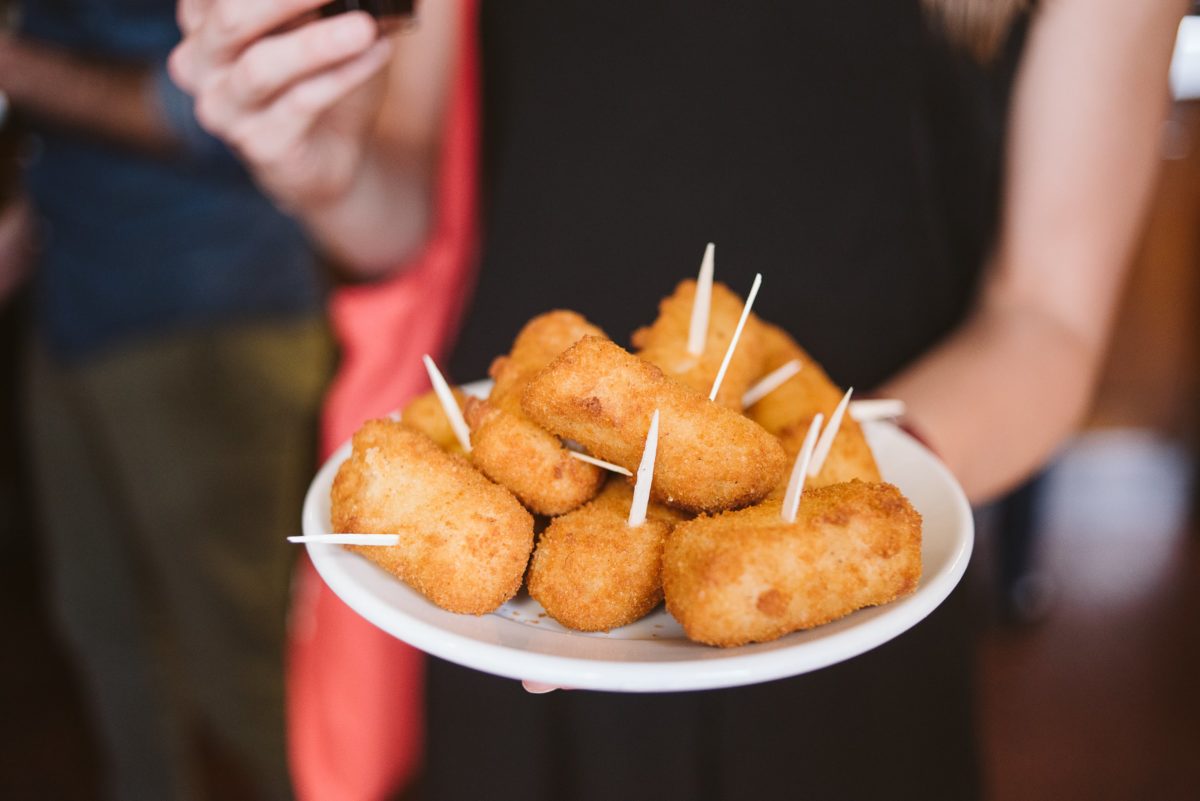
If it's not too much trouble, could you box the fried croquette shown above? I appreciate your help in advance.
[465,395,606,515]
[400,387,468,454]
[490,310,608,402]
[662,481,922,647]
[331,419,534,615]
[466,311,607,515]
[521,336,787,514]
[746,322,846,434]
[777,414,882,490]
[748,322,881,485]
[631,279,768,409]
[527,482,686,632]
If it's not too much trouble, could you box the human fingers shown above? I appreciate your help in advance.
[177,0,212,36]
[201,0,332,57]
[201,12,377,130]
[172,0,333,92]
[522,681,573,694]
[225,37,393,165]
[176,0,212,37]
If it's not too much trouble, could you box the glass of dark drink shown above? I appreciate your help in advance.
[319,0,416,29]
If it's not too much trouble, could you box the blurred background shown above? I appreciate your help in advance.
[2,7,1199,801]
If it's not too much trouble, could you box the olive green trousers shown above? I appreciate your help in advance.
[26,319,334,801]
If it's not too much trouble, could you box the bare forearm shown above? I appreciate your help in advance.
[0,35,176,153]
[881,0,1183,504]
[169,0,460,277]
[0,194,34,304]
[301,143,435,274]
[879,300,1098,503]
[300,3,459,275]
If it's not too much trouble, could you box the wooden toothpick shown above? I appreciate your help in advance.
[422,354,472,453]
[741,358,803,408]
[567,450,634,477]
[849,398,906,423]
[808,388,853,478]
[289,534,401,546]
[627,409,660,527]
[708,272,763,402]
[781,414,823,524]
[687,243,715,357]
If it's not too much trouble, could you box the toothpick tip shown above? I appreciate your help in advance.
[741,358,803,408]
[688,245,717,357]
[422,355,473,453]
[807,388,853,478]
[628,410,661,527]
[290,534,401,546]
[781,413,823,524]
[567,450,633,477]
[708,273,763,401]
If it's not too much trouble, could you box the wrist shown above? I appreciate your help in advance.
[0,34,15,93]
[290,154,370,219]
[304,148,433,277]
[897,416,940,459]
[288,141,388,228]
[0,34,29,94]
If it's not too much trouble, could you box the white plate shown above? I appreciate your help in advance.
[301,385,973,692]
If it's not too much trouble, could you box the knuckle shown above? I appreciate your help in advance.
[177,0,205,36]
[227,119,261,153]
[233,54,271,101]
[210,1,245,40]
[283,91,316,119]
[165,43,195,92]
[285,84,328,119]
[166,46,194,93]
[237,126,288,170]
[192,90,225,134]
[233,135,267,167]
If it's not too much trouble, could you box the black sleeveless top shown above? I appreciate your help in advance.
[434,3,1022,799]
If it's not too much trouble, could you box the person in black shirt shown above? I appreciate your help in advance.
[171,1,1186,798]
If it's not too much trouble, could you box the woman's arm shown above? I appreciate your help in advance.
[880,0,1189,503]
[170,0,461,273]
[0,34,177,153]
[0,194,32,305]
[300,1,461,273]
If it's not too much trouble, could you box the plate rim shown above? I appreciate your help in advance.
[303,403,973,692]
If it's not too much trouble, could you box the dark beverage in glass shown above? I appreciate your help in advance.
[320,0,416,24]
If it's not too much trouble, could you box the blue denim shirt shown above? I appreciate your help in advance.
[20,0,325,362]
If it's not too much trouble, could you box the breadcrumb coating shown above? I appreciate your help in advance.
[467,311,607,515]
[663,481,922,647]
[746,322,846,435]
[522,336,787,514]
[776,414,882,491]
[331,420,534,615]
[400,387,468,454]
[632,279,768,409]
[749,322,882,487]
[528,482,686,632]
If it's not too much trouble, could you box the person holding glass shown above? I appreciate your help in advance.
[172,1,1185,798]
